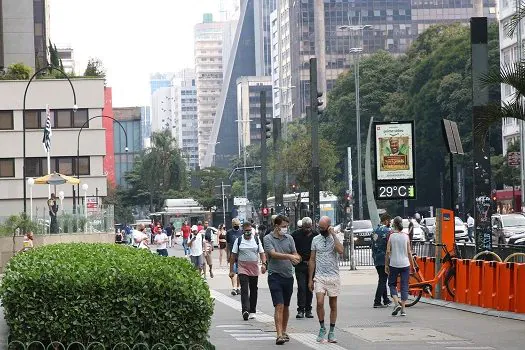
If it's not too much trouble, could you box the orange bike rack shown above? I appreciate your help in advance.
[456,259,470,304]
[497,262,515,312]
[467,260,483,307]
[514,263,525,313]
[481,261,498,309]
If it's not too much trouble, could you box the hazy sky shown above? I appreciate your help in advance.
[50,0,222,107]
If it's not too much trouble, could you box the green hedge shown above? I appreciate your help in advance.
[0,243,214,348]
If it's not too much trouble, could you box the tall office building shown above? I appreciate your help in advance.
[150,72,174,95]
[272,0,498,119]
[151,86,173,133]
[195,14,228,166]
[255,0,277,76]
[171,69,199,170]
[0,0,50,70]
[113,107,143,188]
[500,0,522,154]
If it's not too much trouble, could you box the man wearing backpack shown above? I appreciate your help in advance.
[226,218,243,295]
[230,222,266,321]
[371,213,393,308]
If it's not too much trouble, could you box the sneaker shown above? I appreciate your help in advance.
[276,336,286,345]
[231,289,237,296]
[210,270,214,278]
[305,311,314,318]
[296,312,304,319]
[373,303,387,308]
[328,331,337,343]
[384,300,393,307]
[236,288,240,295]
[249,313,256,319]
[392,305,402,316]
[316,327,326,343]
[400,310,407,316]
[283,333,290,342]
[242,311,249,321]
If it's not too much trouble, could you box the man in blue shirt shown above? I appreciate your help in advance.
[371,213,392,308]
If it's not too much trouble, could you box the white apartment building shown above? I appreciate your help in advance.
[150,86,173,134]
[195,18,226,166]
[270,3,293,121]
[0,78,107,217]
[171,69,199,170]
[500,0,523,154]
[56,45,75,74]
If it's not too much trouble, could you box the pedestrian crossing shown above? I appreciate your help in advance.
[222,328,276,341]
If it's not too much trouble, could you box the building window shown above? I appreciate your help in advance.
[25,111,40,129]
[73,109,89,128]
[25,109,88,129]
[25,157,90,177]
[0,159,15,177]
[0,111,14,130]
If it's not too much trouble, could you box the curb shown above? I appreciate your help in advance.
[419,297,525,322]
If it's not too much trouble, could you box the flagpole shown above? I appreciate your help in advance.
[46,104,51,199]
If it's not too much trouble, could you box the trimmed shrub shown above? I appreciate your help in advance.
[0,243,214,348]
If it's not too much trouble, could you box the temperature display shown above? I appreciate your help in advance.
[375,182,416,200]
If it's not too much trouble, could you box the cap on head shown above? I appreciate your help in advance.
[297,220,303,228]
[191,225,198,232]
[232,218,241,226]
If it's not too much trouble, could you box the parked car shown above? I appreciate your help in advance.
[421,217,436,241]
[508,232,525,246]
[401,219,424,241]
[351,220,374,246]
[454,217,469,242]
[492,214,525,244]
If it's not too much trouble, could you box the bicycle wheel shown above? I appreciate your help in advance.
[398,272,423,308]
[444,264,456,298]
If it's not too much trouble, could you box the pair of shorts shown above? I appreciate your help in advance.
[231,262,238,275]
[204,253,212,266]
[190,255,203,269]
[268,273,294,307]
[314,275,341,297]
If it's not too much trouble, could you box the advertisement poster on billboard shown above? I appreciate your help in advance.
[375,121,415,181]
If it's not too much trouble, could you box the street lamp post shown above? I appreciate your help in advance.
[76,115,129,209]
[27,178,34,220]
[236,119,253,200]
[22,65,77,215]
[273,86,296,189]
[82,183,88,232]
[338,24,371,220]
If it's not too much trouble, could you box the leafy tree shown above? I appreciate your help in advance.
[84,58,106,77]
[491,142,521,190]
[1,63,32,80]
[191,167,228,210]
[48,40,61,69]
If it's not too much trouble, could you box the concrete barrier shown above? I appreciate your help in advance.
[0,233,115,272]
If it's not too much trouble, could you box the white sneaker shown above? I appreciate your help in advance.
[249,313,256,319]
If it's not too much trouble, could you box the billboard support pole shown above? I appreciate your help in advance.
[365,117,380,228]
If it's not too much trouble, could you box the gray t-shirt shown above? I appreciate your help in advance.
[264,233,297,278]
[311,234,339,277]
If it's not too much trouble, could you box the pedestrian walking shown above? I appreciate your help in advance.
[230,222,267,321]
[202,223,214,279]
[386,216,413,317]
[371,213,393,308]
[20,231,34,253]
[154,229,169,257]
[165,222,173,248]
[309,216,344,343]
[181,221,191,256]
[291,217,317,319]
[226,218,243,295]
[467,213,475,243]
[188,225,205,275]
[218,224,227,267]
[132,224,148,248]
[264,215,301,345]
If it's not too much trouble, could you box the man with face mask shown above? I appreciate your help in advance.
[226,218,243,295]
[230,222,267,320]
[264,215,301,345]
[309,216,344,343]
[292,217,318,319]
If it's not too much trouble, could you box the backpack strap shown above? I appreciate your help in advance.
[236,235,260,251]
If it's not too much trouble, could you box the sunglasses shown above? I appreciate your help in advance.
[244,230,252,234]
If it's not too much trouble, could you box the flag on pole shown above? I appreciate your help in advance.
[43,104,52,153]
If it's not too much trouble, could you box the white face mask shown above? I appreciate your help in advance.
[280,227,288,235]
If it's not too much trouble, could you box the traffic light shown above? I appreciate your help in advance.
[262,207,269,216]
[265,118,272,139]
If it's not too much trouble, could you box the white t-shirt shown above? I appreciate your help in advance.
[467,216,475,228]
[388,231,410,268]
[132,230,148,247]
[189,232,203,257]
[155,232,169,249]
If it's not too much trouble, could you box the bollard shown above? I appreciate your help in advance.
[496,262,515,312]
[481,261,498,309]
[467,260,483,306]
[456,259,470,304]
[513,263,525,313]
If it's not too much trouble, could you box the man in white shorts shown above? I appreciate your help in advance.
[308,216,344,344]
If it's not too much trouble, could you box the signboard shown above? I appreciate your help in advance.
[87,197,98,211]
[375,121,415,181]
[375,182,416,200]
[508,152,520,167]
[234,197,248,206]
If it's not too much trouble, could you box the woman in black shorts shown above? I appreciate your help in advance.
[218,224,227,267]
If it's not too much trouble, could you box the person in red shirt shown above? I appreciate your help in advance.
[197,220,204,233]
[181,221,191,256]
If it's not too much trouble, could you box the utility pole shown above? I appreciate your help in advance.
[273,117,284,214]
[310,58,323,225]
[260,91,270,225]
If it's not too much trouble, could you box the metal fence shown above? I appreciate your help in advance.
[0,205,114,235]
[7,342,210,350]
[338,240,525,267]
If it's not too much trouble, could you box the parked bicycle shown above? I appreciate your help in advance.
[402,243,457,307]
